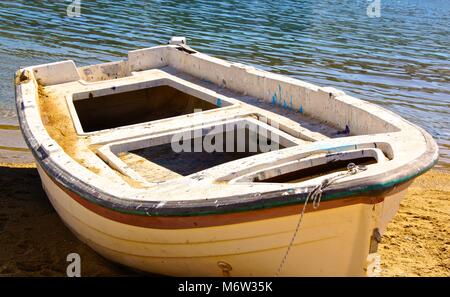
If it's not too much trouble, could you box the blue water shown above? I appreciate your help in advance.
[0,0,449,167]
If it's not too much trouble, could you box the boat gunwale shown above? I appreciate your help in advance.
[40,164,413,229]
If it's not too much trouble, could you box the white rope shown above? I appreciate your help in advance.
[275,163,367,276]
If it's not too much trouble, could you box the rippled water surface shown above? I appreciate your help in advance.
[0,0,449,167]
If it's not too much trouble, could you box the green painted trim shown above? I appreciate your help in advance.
[109,157,437,217]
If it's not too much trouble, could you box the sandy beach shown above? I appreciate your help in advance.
[0,165,135,276]
[0,163,448,276]
[379,169,450,276]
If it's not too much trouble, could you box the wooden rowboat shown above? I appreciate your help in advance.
[15,37,438,276]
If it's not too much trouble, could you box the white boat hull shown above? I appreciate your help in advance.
[37,163,406,276]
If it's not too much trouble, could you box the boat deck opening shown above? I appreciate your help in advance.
[118,127,288,183]
[254,157,377,183]
[73,85,218,132]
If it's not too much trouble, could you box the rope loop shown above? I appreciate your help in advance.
[275,162,368,276]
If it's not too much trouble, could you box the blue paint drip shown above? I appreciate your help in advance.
[216,98,222,107]
[278,85,282,106]
[271,94,277,105]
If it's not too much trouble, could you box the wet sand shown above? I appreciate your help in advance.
[0,164,448,276]
[0,117,34,168]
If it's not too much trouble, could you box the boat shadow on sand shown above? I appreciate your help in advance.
[0,166,136,276]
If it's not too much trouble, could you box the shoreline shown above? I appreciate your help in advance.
[0,164,448,276]
[0,116,35,168]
